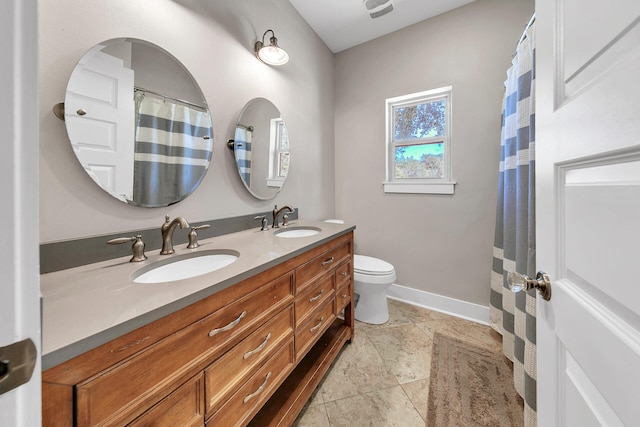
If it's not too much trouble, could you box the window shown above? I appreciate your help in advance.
[384,86,455,194]
[267,117,289,188]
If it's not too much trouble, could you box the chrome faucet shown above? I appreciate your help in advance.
[160,214,189,254]
[272,205,294,228]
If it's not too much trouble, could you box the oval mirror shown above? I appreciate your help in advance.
[231,98,290,200]
[63,38,213,207]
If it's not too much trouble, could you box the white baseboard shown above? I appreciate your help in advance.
[386,283,490,325]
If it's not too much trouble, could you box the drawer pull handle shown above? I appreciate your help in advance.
[310,316,324,332]
[309,290,324,302]
[243,371,272,404]
[321,257,334,266]
[243,333,272,360]
[209,311,247,337]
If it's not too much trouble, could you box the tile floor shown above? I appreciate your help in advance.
[293,298,503,427]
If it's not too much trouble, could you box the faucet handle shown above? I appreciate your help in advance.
[187,224,210,249]
[107,235,148,262]
[254,215,269,231]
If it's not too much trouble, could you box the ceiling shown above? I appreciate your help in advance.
[288,0,477,53]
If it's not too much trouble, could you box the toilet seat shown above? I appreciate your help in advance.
[354,255,394,276]
[353,255,396,285]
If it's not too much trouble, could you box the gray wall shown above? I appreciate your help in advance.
[40,0,535,309]
[39,0,335,243]
[334,0,535,306]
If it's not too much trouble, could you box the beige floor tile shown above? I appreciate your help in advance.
[315,331,398,403]
[366,323,432,384]
[294,403,332,427]
[324,386,425,427]
[401,379,430,421]
[294,299,506,427]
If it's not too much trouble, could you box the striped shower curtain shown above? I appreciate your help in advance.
[234,125,253,187]
[489,19,537,427]
[133,92,213,207]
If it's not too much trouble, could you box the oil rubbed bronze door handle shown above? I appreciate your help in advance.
[0,339,37,396]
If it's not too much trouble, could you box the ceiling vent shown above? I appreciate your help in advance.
[363,0,394,19]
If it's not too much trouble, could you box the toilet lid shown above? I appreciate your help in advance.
[354,255,395,276]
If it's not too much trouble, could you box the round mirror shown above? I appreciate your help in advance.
[63,38,213,207]
[231,98,290,200]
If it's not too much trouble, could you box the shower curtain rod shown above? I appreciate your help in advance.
[517,13,536,46]
[134,86,208,111]
[237,123,254,132]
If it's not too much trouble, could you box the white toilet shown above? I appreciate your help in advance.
[325,220,396,325]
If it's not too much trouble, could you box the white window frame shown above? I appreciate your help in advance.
[384,86,456,194]
[267,117,288,188]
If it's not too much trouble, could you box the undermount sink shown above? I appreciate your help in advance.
[132,249,239,284]
[274,226,321,238]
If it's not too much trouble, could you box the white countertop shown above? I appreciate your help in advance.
[41,220,354,370]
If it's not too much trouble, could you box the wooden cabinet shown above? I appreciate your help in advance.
[42,232,354,427]
[128,374,204,427]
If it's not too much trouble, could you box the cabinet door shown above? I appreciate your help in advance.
[127,374,204,427]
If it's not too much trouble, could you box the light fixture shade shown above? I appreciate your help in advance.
[255,30,289,66]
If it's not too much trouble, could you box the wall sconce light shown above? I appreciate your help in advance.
[255,29,289,66]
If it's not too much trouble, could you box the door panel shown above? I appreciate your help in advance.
[65,46,135,201]
[0,0,41,425]
[536,0,640,425]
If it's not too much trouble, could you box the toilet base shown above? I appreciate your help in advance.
[354,289,389,325]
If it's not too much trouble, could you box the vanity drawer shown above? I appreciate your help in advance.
[76,273,294,427]
[336,260,351,290]
[336,279,352,317]
[296,243,350,292]
[127,373,204,427]
[295,274,335,328]
[204,306,294,416]
[206,339,295,427]
[295,299,336,360]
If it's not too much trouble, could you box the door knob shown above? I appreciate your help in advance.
[507,271,552,301]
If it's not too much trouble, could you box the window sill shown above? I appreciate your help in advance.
[383,181,456,195]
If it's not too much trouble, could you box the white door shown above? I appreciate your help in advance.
[0,0,41,425]
[65,45,135,202]
[536,1,640,425]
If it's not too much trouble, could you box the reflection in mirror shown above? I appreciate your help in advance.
[233,98,290,200]
[64,38,213,207]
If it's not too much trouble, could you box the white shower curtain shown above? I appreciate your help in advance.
[133,91,213,207]
[490,18,537,427]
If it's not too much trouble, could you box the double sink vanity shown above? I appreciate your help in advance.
[42,220,355,426]
[44,33,344,425]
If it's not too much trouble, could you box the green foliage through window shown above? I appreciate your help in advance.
[393,100,446,140]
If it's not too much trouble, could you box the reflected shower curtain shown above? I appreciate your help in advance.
[234,125,253,187]
[133,92,213,207]
[489,19,537,427]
